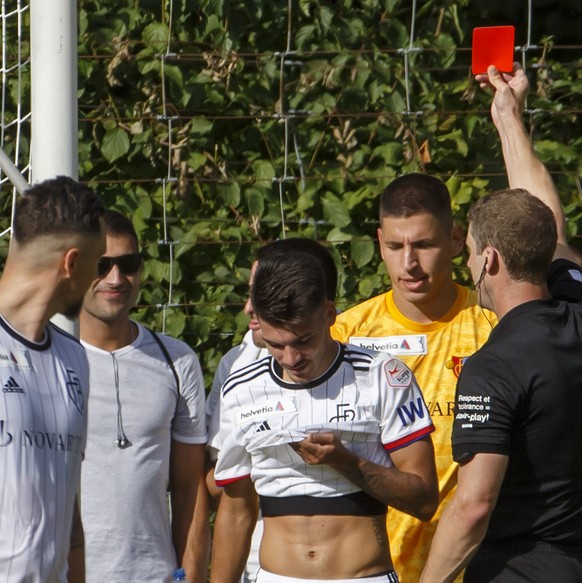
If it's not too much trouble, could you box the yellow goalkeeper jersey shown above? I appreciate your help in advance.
[331,284,496,583]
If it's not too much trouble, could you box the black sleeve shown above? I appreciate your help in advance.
[452,351,518,464]
[547,259,582,302]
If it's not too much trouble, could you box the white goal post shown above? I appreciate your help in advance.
[0,0,78,333]
[30,0,77,184]
[0,0,77,199]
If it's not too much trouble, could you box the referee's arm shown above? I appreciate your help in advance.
[419,452,508,583]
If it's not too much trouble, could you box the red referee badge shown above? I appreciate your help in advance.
[472,25,515,75]
[384,359,412,388]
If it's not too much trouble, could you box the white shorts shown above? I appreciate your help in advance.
[256,569,399,583]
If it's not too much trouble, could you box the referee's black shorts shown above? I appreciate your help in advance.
[464,540,582,582]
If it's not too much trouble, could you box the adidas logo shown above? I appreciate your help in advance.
[255,420,271,432]
[3,376,23,394]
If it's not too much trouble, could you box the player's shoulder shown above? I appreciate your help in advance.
[219,330,264,368]
[342,342,398,373]
[548,259,582,302]
[221,354,272,398]
[333,293,389,340]
[49,321,81,343]
[455,285,497,324]
[337,292,389,321]
[342,343,416,393]
[49,322,84,348]
[342,342,376,367]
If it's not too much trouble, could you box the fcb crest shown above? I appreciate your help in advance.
[446,355,469,378]
[66,368,84,415]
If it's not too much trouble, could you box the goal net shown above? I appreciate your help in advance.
[0,0,30,238]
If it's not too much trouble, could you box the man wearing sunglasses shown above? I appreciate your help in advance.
[79,210,209,583]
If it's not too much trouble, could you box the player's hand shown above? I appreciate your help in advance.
[290,432,348,466]
[475,62,529,127]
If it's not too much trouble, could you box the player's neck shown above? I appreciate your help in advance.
[392,281,459,324]
[80,312,136,352]
[0,271,55,342]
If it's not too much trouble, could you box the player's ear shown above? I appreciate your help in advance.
[62,247,80,280]
[377,226,388,264]
[451,223,465,256]
[325,300,337,327]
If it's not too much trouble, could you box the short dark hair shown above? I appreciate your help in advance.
[101,210,139,246]
[379,173,453,229]
[255,238,337,301]
[13,176,104,245]
[252,247,329,328]
[468,189,556,284]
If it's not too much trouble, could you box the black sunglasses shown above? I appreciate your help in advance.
[97,254,143,278]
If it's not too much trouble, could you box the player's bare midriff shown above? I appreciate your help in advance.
[260,513,393,579]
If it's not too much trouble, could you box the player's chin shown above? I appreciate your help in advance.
[251,329,265,348]
[285,364,311,382]
[399,285,433,304]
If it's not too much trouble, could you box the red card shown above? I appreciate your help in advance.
[472,26,515,75]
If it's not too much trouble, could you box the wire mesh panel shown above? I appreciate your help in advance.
[4,0,580,381]
[0,0,30,241]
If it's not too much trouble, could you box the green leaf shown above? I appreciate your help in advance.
[384,92,406,112]
[247,187,265,217]
[317,6,334,33]
[327,228,353,243]
[133,190,153,220]
[146,259,170,283]
[296,24,317,50]
[189,315,211,345]
[190,117,214,135]
[371,142,402,165]
[163,64,184,86]
[358,276,377,298]
[204,15,223,36]
[446,175,461,197]
[350,237,375,268]
[322,193,351,228]
[217,182,241,206]
[189,152,207,171]
[251,160,275,182]
[142,22,169,50]
[101,127,130,163]
[164,310,186,338]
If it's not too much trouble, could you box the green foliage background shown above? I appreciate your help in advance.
[2,0,582,388]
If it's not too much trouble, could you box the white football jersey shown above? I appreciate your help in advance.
[206,330,268,460]
[0,318,89,583]
[214,343,434,497]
